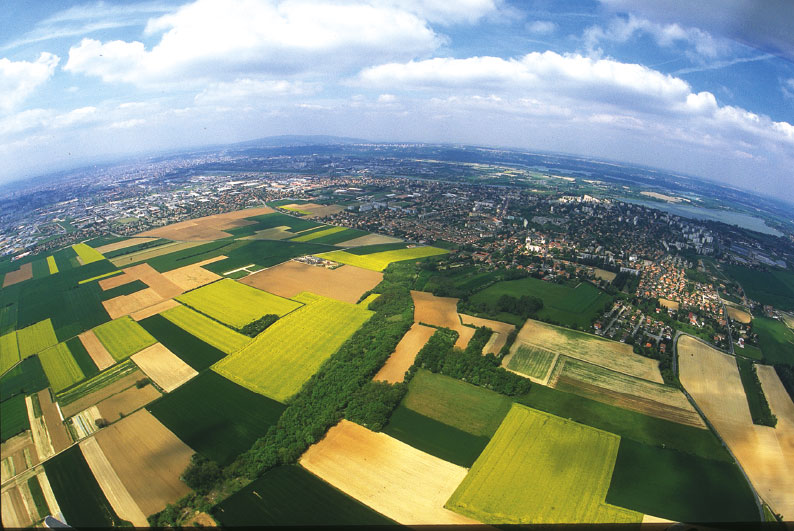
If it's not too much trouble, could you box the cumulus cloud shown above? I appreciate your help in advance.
[195,78,318,105]
[0,53,59,113]
[64,0,443,85]
[526,20,557,35]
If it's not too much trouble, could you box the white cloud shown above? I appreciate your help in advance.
[65,0,442,86]
[0,53,59,113]
[526,21,557,35]
[374,0,499,25]
[195,78,318,105]
[377,93,396,103]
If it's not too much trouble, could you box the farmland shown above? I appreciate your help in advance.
[77,330,115,371]
[198,240,332,275]
[16,319,59,359]
[92,316,157,361]
[411,290,474,349]
[299,420,477,525]
[446,404,641,524]
[57,360,140,413]
[507,344,557,380]
[1,357,49,400]
[176,278,301,328]
[290,225,346,242]
[0,331,19,375]
[138,314,226,371]
[373,323,435,383]
[136,206,274,241]
[131,343,197,393]
[37,342,85,393]
[71,243,106,264]
[1,394,29,441]
[213,293,373,402]
[147,371,286,465]
[724,264,794,311]
[43,445,124,527]
[160,304,250,354]
[213,465,394,526]
[753,316,794,364]
[317,246,448,271]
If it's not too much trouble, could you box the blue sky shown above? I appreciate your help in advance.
[1,0,792,201]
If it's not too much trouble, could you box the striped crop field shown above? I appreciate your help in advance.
[213,292,373,402]
[290,226,346,242]
[77,270,122,284]
[161,304,250,354]
[446,404,641,525]
[316,246,448,272]
[17,318,59,359]
[46,256,58,274]
[71,243,106,265]
[0,331,19,375]
[176,278,302,329]
[38,342,85,393]
[507,345,557,380]
[92,316,157,361]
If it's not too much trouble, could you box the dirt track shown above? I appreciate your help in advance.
[299,420,479,525]
[374,324,436,383]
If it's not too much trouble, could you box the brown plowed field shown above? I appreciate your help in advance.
[79,330,116,370]
[339,234,403,247]
[103,288,164,320]
[678,336,794,519]
[93,409,193,517]
[61,369,145,418]
[3,262,33,287]
[161,257,224,291]
[37,389,71,453]
[136,206,273,240]
[0,432,37,482]
[130,299,180,321]
[131,343,197,393]
[96,383,161,422]
[1,486,30,527]
[114,263,183,299]
[411,291,474,349]
[374,324,436,383]
[284,203,344,218]
[241,261,382,304]
[94,237,160,254]
[459,314,515,354]
[299,420,478,526]
[80,436,148,527]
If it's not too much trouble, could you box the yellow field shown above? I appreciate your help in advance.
[38,342,85,393]
[161,304,249,354]
[176,278,302,328]
[213,293,372,402]
[0,331,19,375]
[446,404,641,524]
[317,246,448,271]
[72,243,106,264]
[16,319,59,359]
[92,316,157,361]
[78,270,122,284]
[46,256,58,274]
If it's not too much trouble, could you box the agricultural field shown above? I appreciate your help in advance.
[16,319,59,359]
[66,331,103,378]
[160,257,223,291]
[225,212,323,237]
[0,331,19,375]
[2,261,33,287]
[160,304,250,354]
[458,314,515,354]
[724,264,794,311]
[138,314,226,371]
[290,225,347,242]
[373,323,436,383]
[1,394,29,442]
[213,293,373,402]
[550,356,706,428]
[678,335,794,519]
[240,261,382,304]
[753,316,794,364]
[43,445,125,527]
[136,206,274,241]
[469,277,612,329]
[147,372,286,465]
[213,465,395,526]
[176,278,301,328]
[299,419,477,525]
[109,241,206,268]
[339,233,403,247]
[37,342,85,393]
[307,228,370,245]
[383,405,490,467]
[71,243,106,264]
[198,239,332,275]
[736,358,776,426]
[726,305,752,324]
[508,319,663,383]
[92,316,157,361]
[94,383,161,423]
[411,290,475,349]
[507,344,557,380]
[77,330,115,370]
[93,236,160,255]
[446,405,641,524]
[317,246,448,271]
[400,369,512,437]
[0,357,49,401]
[130,343,197,393]
[57,360,141,415]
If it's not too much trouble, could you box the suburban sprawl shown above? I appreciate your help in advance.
[1,140,793,527]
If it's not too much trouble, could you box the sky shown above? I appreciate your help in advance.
[1,0,793,202]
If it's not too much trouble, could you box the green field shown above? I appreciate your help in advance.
[736,358,777,426]
[176,278,302,328]
[199,240,333,275]
[147,372,286,465]
[306,228,369,245]
[46,256,58,274]
[16,319,59,359]
[383,405,489,467]
[38,342,85,393]
[1,394,29,441]
[160,304,250,354]
[92,316,157,361]
[71,243,106,264]
[725,264,794,311]
[65,337,99,379]
[28,476,49,517]
[31,259,50,280]
[54,359,137,407]
[507,345,557,379]
[317,246,448,271]
[43,445,124,527]
[738,344,764,361]
[99,279,147,300]
[0,331,19,375]
[290,226,346,242]
[446,404,641,524]
[606,439,759,522]
[281,205,312,215]
[754,317,794,364]
[401,369,512,437]
[470,277,612,329]
[516,384,730,462]
[138,314,226,371]
[213,293,373,402]
[212,465,395,526]
[0,356,49,400]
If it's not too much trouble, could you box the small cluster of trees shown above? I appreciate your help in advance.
[240,314,278,337]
